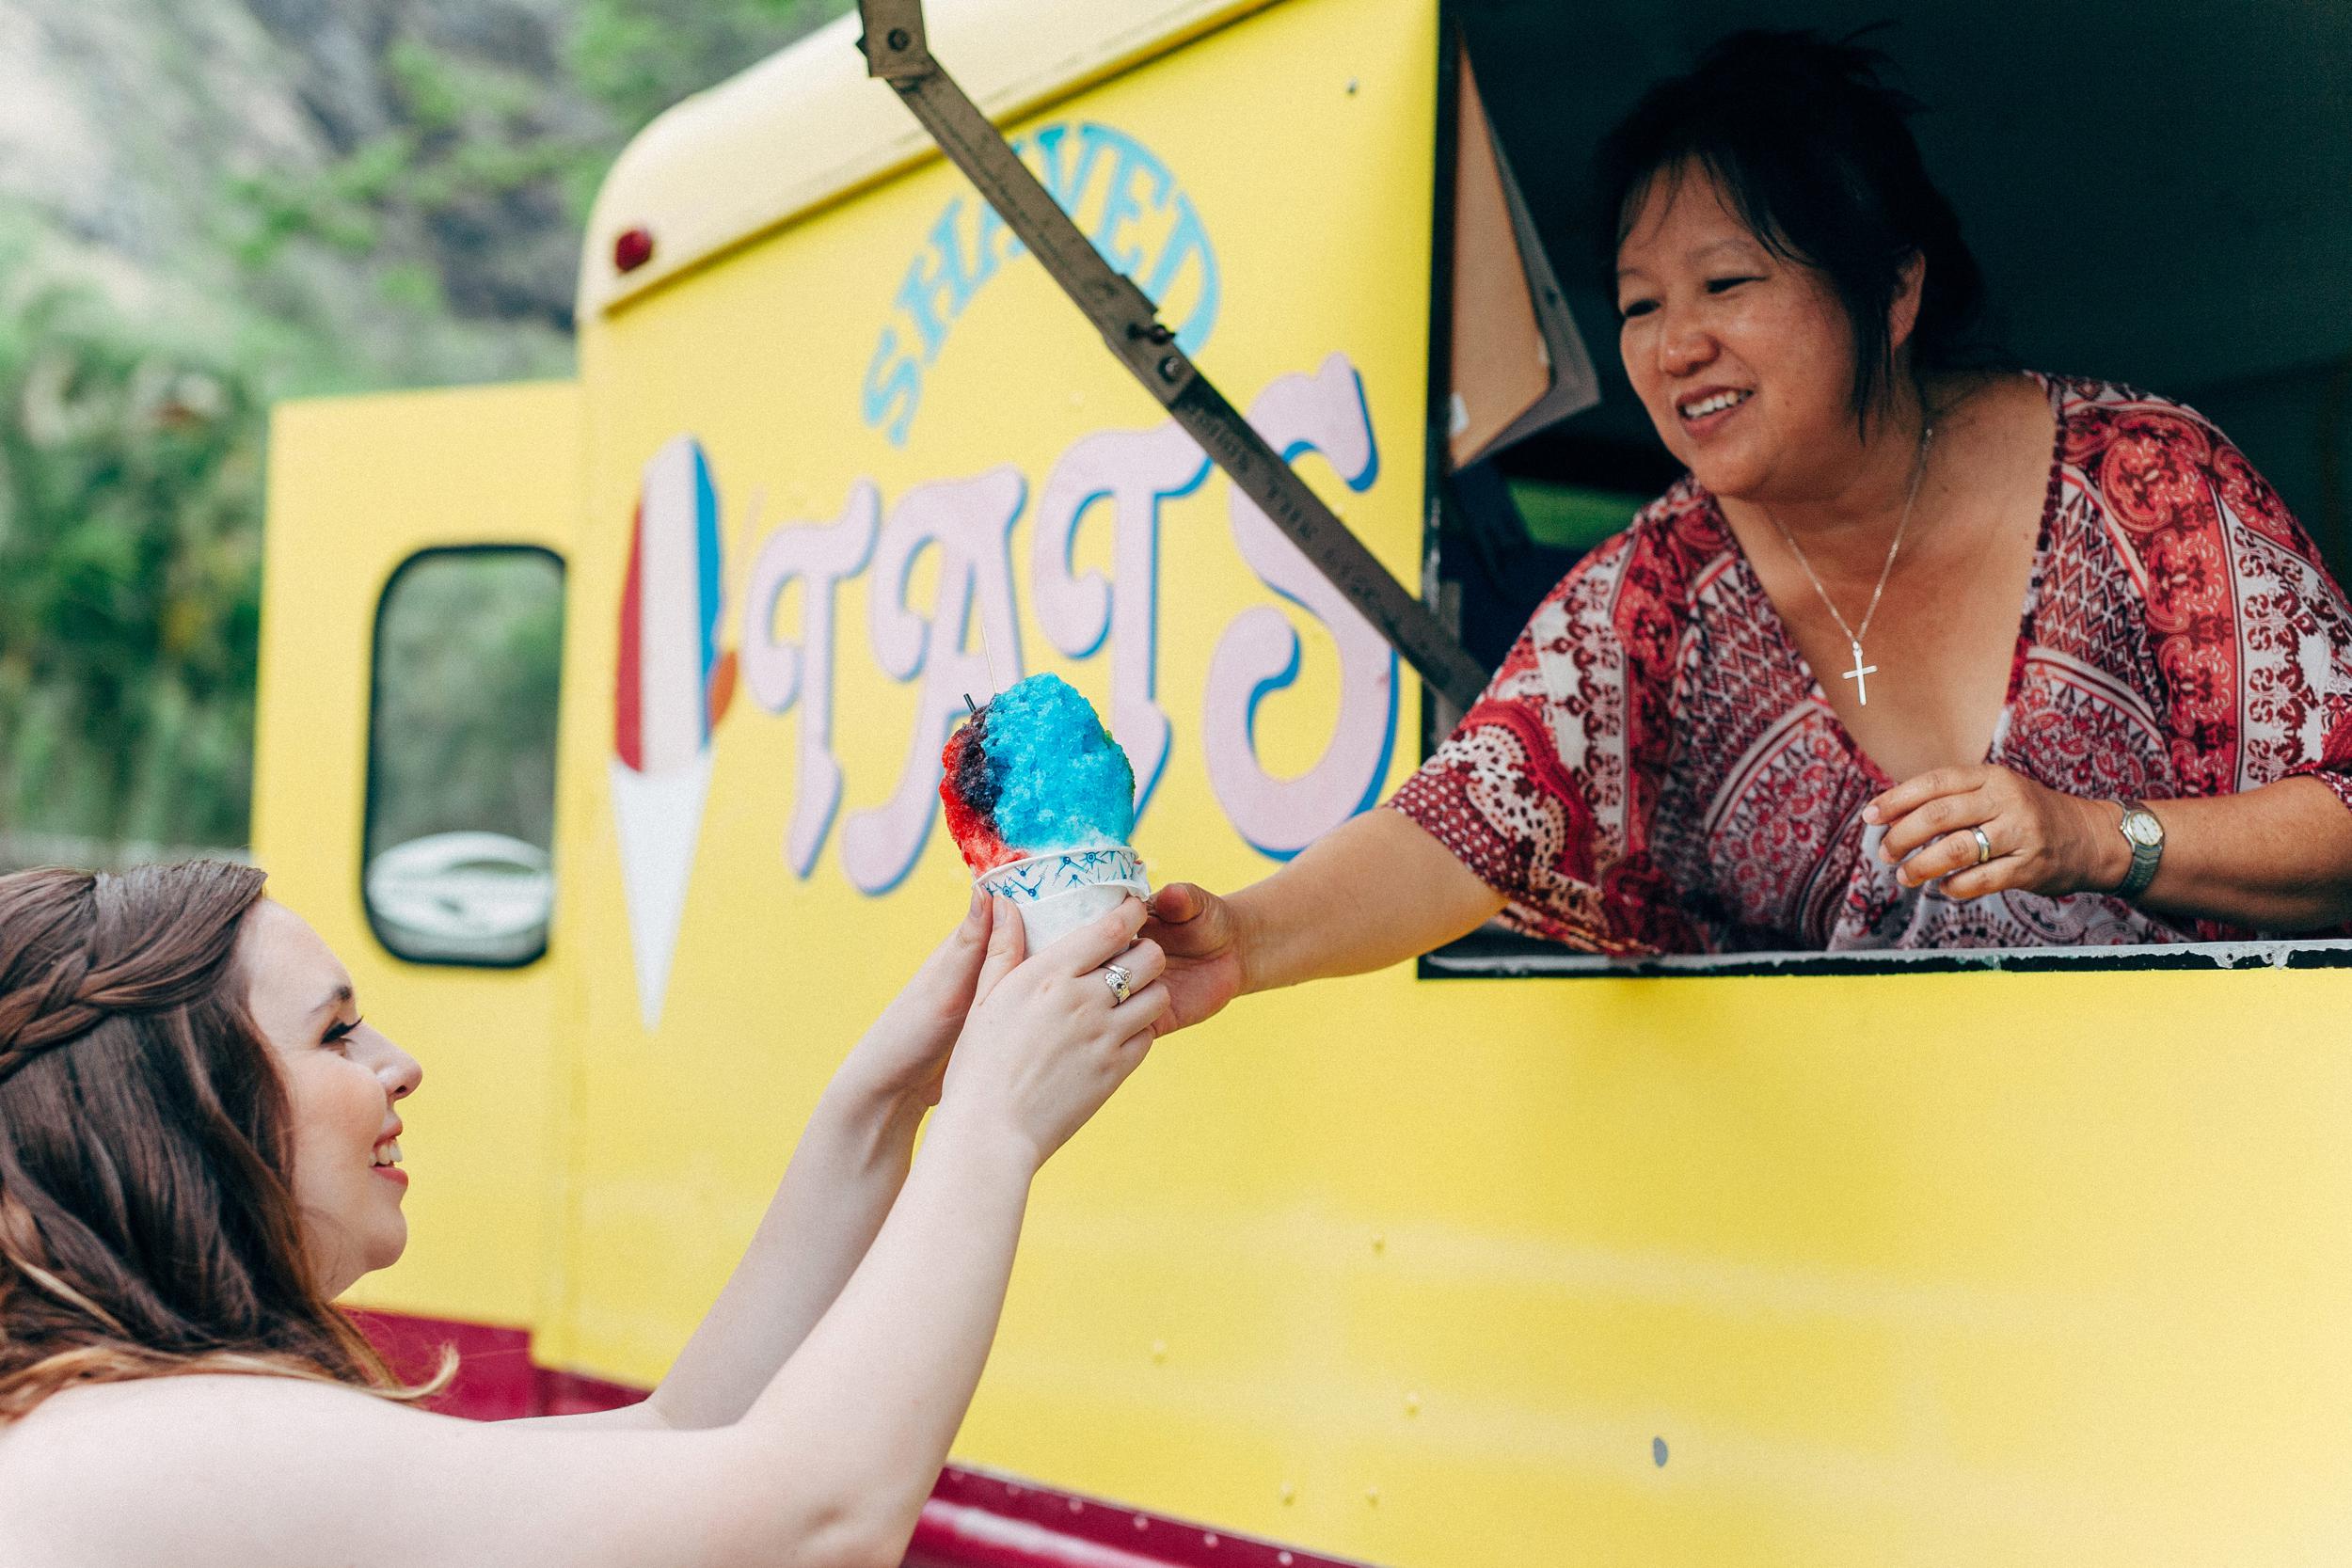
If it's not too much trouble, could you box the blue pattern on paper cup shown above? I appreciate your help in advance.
[975,846,1148,905]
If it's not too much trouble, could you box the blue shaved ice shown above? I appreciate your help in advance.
[979,673,1135,853]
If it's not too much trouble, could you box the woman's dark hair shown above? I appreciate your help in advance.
[0,862,439,1421]
[1595,28,1989,429]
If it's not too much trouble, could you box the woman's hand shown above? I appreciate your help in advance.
[1137,883,1246,1034]
[1866,765,2126,900]
[837,889,996,1114]
[933,896,1168,1170]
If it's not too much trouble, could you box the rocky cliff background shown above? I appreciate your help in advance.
[0,0,849,857]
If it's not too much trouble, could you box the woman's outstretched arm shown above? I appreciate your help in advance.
[546,892,1002,1432]
[1143,806,1506,1035]
[0,901,1170,1568]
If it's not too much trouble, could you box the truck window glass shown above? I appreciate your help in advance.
[363,547,564,967]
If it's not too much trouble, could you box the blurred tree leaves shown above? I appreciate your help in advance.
[2,0,852,854]
[0,261,262,847]
[223,0,856,346]
[572,0,852,136]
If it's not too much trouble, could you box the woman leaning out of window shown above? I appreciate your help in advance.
[1143,27,2352,1024]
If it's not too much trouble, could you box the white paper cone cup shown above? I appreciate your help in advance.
[975,847,1149,953]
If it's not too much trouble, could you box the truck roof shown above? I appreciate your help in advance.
[578,0,1282,318]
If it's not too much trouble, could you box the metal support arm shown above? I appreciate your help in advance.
[857,0,1490,712]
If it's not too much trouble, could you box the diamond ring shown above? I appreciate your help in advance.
[1102,963,1134,1005]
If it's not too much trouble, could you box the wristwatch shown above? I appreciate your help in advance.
[2113,799,2165,901]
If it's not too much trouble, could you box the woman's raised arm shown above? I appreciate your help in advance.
[0,901,1169,1568]
[546,892,1004,1433]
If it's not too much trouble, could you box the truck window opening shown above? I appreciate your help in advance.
[1424,6,2352,977]
[362,546,565,969]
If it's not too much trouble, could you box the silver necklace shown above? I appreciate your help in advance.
[1763,421,1936,706]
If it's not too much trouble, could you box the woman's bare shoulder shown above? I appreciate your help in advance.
[0,1376,416,1562]
[0,1372,748,1568]
[2,1369,403,1452]
[1931,368,2051,441]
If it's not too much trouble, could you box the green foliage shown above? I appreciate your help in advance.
[221,0,857,348]
[0,269,264,847]
[222,40,584,335]
[12,0,858,855]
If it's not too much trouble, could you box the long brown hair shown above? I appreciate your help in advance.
[0,862,437,1421]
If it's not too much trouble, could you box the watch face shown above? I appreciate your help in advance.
[2124,812,2163,847]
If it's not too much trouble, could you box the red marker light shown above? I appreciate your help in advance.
[613,226,655,274]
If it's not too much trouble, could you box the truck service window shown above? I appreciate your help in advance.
[362,546,564,967]
[1422,16,2352,979]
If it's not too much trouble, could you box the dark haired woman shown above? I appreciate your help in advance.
[1142,28,2352,1015]
[0,862,1168,1565]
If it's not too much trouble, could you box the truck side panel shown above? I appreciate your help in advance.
[256,383,580,1345]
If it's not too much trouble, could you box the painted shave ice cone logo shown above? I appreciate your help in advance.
[611,436,736,1029]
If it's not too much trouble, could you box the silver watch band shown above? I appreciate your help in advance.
[2114,799,2163,901]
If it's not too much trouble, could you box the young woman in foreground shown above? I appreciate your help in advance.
[0,860,1168,1567]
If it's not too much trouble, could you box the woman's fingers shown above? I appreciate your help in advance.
[930,885,993,978]
[972,895,1026,1004]
[1864,766,1986,826]
[1898,824,1997,888]
[1147,882,1203,924]
[1873,768,2091,892]
[1108,978,1170,1040]
[1037,896,1149,976]
[879,887,994,1029]
[1110,938,1166,992]
[1140,882,1236,961]
[1880,788,1992,863]
[1934,861,2010,902]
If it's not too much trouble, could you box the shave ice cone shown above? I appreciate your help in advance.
[612,436,732,1029]
[941,674,1147,951]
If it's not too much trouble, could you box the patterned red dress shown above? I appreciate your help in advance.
[1390,374,2352,952]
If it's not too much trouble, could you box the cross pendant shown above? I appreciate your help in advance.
[1840,641,1878,706]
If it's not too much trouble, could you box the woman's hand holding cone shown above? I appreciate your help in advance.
[933,895,1167,1170]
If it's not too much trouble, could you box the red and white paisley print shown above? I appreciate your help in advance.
[1390,373,2352,952]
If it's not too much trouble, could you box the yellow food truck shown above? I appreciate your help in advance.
[250,0,2352,1561]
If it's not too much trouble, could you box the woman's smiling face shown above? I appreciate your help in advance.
[238,900,421,1297]
[1614,160,1906,505]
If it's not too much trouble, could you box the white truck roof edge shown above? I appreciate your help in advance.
[577,0,1289,318]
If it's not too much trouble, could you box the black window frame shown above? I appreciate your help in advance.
[361,542,567,972]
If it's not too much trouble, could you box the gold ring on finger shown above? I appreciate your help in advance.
[1971,825,1994,866]
[1102,963,1134,1005]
